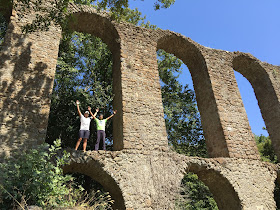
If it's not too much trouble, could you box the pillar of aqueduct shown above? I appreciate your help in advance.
[0,3,280,209]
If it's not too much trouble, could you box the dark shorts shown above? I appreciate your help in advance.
[79,130,90,139]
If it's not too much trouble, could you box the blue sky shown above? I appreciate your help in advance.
[129,0,280,136]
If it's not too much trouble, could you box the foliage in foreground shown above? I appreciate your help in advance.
[0,140,113,209]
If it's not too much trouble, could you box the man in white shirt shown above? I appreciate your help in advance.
[74,100,96,152]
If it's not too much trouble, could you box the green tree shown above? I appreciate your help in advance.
[176,173,218,210]
[1,0,175,33]
[0,140,73,208]
[255,134,277,163]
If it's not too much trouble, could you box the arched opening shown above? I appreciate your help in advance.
[177,163,241,210]
[63,161,126,210]
[234,71,268,136]
[233,55,280,159]
[157,34,229,158]
[233,70,277,162]
[46,31,115,151]
[46,10,123,151]
[67,172,114,208]
[157,49,206,157]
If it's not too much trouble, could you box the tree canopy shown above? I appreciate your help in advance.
[1,0,175,33]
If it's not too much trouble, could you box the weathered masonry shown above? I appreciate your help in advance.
[0,2,280,209]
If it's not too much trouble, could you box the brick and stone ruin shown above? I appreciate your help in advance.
[0,3,280,210]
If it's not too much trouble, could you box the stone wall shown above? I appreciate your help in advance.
[64,150,277,209]
[0,5,61,157]
[1,2,280,210]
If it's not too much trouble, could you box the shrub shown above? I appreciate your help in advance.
[0,140,113,209]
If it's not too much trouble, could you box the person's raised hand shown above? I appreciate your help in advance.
[113,110,117,115]
[76,100,80,105]
[88,106,91,111]
[96,108,99,112]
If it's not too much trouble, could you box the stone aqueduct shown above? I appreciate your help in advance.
[0,3,280,210]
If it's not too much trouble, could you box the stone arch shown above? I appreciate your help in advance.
[232,54,280,158]
[157,34,229,158]
[63,159,126,209]
[184,160,242,210]
[67,5,120,53]
[63,5,124,151]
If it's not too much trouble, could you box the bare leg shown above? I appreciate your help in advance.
[75,137,82,150]
[83,139,88,152]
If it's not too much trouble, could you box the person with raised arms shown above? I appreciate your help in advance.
[74,100,96,152]
[88,108,117,151]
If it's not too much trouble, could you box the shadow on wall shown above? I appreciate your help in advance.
[0,21,53,158]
